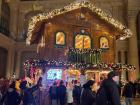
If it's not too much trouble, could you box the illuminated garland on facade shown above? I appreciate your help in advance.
[24,59,136,72]
[26,1,132,45]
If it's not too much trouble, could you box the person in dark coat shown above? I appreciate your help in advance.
[122,81,133,105]
[132,80,137,98]
[73,80,81,105]
[19,77,42,105]
[58,80,66,105]
[137,79,140,97]
[49,81,58,105]
[1,81,21,105]
[97,71,121,105]
[80,80,96,105]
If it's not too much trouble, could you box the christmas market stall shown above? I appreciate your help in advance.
[25,1,136,85]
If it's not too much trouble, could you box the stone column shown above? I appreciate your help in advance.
[15,51,21,78]
[16,11,26,41]
[6,47,15,78]
[128,10,140,78]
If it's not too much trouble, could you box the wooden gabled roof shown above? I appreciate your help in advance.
[26,1,132,45]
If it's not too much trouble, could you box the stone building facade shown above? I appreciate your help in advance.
[0,0,140,78]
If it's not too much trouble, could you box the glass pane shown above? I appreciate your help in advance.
[75,35,83,49]
[56,32,65,45]
[83,36,91,49]
[100,37,109,49]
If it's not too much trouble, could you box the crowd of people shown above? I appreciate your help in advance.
[0,71,140,105]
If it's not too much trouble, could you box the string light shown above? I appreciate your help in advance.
[26,1,132,45]
[23,59,136,75]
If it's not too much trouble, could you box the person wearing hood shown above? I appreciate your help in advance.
[80,80,96,105]
[1,81,21,105]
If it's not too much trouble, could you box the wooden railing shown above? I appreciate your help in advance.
[68,48,102,64]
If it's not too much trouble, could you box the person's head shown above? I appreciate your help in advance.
[83,80,95,89]
[74,80,78,85]
[108,71,119,83]
[19,81,27,90]
[53,81,57,86]
[81,70,85,75]
[60,80,64,85]
[74,80,80,86]
[9,81,16,89]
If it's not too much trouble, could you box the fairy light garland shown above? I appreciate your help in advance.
[26,1,132,45]
[23,59,136,72]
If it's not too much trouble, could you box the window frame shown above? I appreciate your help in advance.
[54,31,66,48]
[99,36,109,50]
[74,31,92,49]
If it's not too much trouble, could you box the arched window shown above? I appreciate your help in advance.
[55,32,65,46]
[99,36,109,49]
[0,0,10,36]
[75,34,91,49]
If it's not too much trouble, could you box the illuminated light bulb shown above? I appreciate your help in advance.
[120,37,125,40]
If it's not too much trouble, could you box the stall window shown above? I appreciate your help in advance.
[75,34,91,49]
[55,32,66,46]
[99,36,109,49]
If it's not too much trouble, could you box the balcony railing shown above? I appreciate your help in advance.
[68,48,102,64]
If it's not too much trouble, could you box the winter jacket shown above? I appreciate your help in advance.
[101,79,121,105]
[49,85,58,100]
[80,87,96,105]
[58,85,66,100]
[122,82,133,98]
[73,85,81,105]
[21,85,39,105]
[58,85,66,105]
[1,88,21,105]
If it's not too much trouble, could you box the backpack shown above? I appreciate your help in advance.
[96,86,111,105]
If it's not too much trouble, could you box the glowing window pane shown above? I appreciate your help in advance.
[84,36,91,49]
[47,69,62,80]
[75,35,83,49]
[100,37,109,49]
[56,32,65,45]
[75,35,91,49]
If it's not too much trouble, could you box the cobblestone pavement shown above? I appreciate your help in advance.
[133,98,140,105]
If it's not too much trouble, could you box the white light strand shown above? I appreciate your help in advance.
[26,1,132,44]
